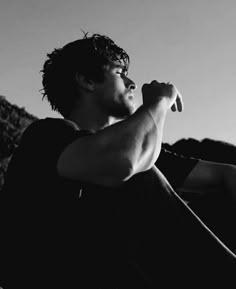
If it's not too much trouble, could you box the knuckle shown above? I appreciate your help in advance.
[142,83,148,91]
[150,80,159,85]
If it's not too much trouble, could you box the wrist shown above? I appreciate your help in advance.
[145,104,167,128]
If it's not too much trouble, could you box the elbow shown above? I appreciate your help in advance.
[118,160,136,184]
[120,160,135,182]
[104,158,135,187]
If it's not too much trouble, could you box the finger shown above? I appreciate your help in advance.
[175,87,184,112]
[176,94,184,112]
[141,83,148,91]
[171,103,177,112]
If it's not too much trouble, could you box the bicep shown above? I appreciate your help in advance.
[56,135,132,187]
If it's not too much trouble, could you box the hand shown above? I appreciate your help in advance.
[142,80,184,112]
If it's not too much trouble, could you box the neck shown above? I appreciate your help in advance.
[67,103,121,132]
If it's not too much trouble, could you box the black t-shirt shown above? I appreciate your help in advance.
[1,118,106,287]
[3,118,91,201]
[3,117,198,199]
[1,117,199,287]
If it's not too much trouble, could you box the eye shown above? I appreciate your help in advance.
[123,70,128,77]
[117,69,128,77]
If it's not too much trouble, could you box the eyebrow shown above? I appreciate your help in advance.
[110,62,127,70]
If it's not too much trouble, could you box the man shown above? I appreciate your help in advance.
[1,33,236,288]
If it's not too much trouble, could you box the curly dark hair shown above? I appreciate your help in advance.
[41,33,130,117]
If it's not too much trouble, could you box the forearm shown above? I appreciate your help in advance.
[179,160,236,203]
[97,102,168,176]
[178,160,224,196]
[223,164,236,203]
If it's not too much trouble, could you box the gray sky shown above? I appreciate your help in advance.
[1,0,236,144]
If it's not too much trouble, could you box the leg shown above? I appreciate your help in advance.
[124,166,236,287]
[186,191,236,254]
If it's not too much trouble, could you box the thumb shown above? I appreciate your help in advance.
[171,103,177,112]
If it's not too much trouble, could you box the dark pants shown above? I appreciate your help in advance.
[123,166,236,288]
[2,166,236,288]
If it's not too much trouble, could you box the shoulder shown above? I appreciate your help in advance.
[16,118,93,160]
[22,118,92,142]
[23,118,79,134]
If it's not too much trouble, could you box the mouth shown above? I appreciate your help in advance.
[128,94,134,100]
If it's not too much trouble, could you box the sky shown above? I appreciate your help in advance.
[1,0,236,145]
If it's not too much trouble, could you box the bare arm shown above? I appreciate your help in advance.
[57,82,183,187]
[178,159,236,203]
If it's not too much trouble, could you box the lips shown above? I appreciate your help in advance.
[128,94,134,100]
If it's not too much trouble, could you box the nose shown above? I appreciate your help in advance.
[126,77,137,91]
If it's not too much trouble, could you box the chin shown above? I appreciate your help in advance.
[111,107,133,119]
[123,101,136,115]
[109,101,136,119]
[127,102,136,114]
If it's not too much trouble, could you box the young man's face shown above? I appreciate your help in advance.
[93,61,137,119]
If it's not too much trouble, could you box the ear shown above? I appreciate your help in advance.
[75,72,95,92]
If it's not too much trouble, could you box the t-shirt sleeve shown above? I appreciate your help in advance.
[19,118,93,176]
[155,147,199,189]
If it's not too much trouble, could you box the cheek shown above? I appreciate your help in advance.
[97,77,123,102]
[107,81,120,98]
